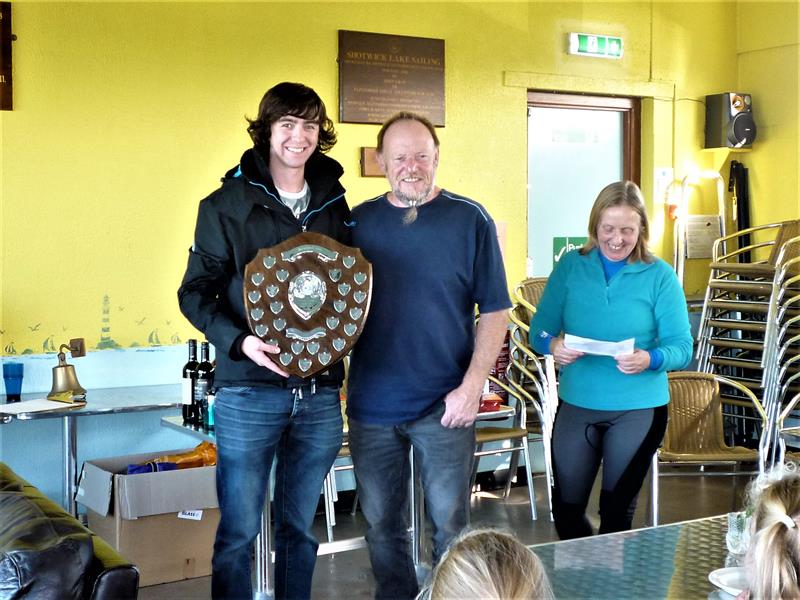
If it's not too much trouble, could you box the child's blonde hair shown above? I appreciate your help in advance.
[420,528,553,599]
[745,463,800,599]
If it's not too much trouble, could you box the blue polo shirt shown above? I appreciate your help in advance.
[347,191,511,424]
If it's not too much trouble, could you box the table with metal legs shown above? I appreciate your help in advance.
[1,385,182,516]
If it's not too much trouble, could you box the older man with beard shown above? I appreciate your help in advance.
[346,112,511,600]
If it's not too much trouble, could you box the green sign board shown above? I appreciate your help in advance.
[568,33,623,59]
[553,237,588,268]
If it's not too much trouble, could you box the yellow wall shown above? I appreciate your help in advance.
[738,1,799,224]
[1,1,797,354]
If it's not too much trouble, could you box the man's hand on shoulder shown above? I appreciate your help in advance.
[240,335,289,377]
[441,383,481,428]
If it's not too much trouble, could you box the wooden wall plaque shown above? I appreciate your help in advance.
[0,2,11,111]
[360,147,383,177]
[338,30,445,126]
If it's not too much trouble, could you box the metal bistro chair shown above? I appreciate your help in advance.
[322,355,360,544]
[471,374,539,520]
[508,277,547,338]
[507,322,555,441]
[507,310,551,428]
[507,339,557,520]
[512,277,548,331]
[321,430,358,544]
[757,237,800,468]
[776,392,800,465]
[650,371,767,525]
[324,358,423,568]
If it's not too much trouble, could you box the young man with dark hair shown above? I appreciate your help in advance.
[178,82,350,600]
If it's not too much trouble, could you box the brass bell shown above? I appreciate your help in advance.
[48,338,87,402]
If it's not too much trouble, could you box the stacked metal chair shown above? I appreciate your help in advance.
[506,276,557,519]
[759,235,800,467]
[510,277,548,333]
[694,219,800,466]
[506,333,557,519]
[472,373,539,520]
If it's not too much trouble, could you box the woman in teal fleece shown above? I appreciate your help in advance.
[530,181,692,539]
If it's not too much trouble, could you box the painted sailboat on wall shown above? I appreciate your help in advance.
[4,342,16,355]
[148,330,161,347]
[42,335,57,353]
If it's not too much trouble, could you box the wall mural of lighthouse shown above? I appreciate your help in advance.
[95,295,121,350]
[0,294,186,355]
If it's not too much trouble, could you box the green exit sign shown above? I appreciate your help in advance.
[568,33,623,59]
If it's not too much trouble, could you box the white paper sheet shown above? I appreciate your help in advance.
[563,334,634,357]
[0,398,84,415]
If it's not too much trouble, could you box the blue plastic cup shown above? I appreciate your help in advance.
[2,362,23,402]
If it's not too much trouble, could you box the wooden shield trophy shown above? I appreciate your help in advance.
[243,232,372,378]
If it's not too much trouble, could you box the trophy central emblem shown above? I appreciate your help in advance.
[288,271,326,320]
[243,232,372,378]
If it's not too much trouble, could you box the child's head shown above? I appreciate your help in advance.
[422,528,553,599]
[745,463,800,599]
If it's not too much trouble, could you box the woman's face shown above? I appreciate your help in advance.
[596,205,641,262]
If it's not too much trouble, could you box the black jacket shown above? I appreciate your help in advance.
[178,147,351,388]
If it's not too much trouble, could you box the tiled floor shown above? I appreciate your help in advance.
[138,468,752,599]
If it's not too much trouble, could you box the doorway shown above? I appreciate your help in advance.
[527,92,640,277]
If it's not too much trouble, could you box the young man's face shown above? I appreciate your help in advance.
[268,115,319,172]
[378,119,439,207]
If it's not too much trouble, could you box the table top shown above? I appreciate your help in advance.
[162,414,215,442]
[531,515,739,599]
[1,384,181,422]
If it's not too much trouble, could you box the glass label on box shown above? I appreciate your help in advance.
[178,509,203,521]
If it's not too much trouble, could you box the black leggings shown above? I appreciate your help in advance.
[551,401,668,539]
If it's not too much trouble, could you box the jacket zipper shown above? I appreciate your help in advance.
[301,193,345,231]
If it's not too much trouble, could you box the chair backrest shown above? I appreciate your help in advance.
[507,327,546,392]
[768,220,800,266]
[486,373,527,429]
[663,372,729,454]
[506,339,550,425]
[509,303,531,332]
[512,277,548,325]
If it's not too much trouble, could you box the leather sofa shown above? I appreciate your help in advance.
[0,462,138,599]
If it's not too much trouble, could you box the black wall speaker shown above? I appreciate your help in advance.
[705,92,757,149]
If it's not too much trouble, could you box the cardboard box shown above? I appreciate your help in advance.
[77,449,219,586]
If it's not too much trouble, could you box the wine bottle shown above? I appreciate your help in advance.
[202,360,216,432]
[203,388,216,432]
[194,341,213,427]
[182,339,198,425]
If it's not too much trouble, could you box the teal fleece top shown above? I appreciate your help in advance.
[529,248,692,411]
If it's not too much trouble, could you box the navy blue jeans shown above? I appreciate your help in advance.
[211,384,342,600]
[349,403,476,600]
